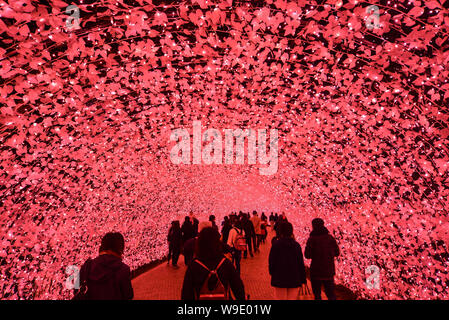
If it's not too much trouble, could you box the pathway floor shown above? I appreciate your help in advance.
[132,232,352,300]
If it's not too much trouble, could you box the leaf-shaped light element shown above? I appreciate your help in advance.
[408,6,424,17]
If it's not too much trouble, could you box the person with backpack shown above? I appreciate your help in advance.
[227,220,246,274]
[181,227,245,300]
[268,222,306,300]
[305,218,340,300]
[74,232,133,300]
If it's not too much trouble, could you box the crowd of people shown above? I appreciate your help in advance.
[168,211,269,274]
[74,212,340,300]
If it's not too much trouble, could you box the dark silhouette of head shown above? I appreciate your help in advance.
[312,218,325,230]
[279,222,294,238]
[209,215,216,222]
[184,216,191,223]
[99,232,125,256]
[253,211,257,216]
[196,227,223,261]
[233,218,242,229]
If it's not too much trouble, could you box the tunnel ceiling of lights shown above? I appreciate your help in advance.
[1,0,449,299]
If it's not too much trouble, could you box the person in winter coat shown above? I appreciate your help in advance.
[227,220,245,274]
[269,213,275,229]
[77,232,133,300]
[221,216,232,245]
[305,218,340,300]
[268,222,306,300]
[242,215,255,258]
[188,212,199,237]
[181,227,245,300]
[192,218,199,237]
[260,216,268,243]
[181,216,195,243]
[168,220,182,267]
[250,211,261,252]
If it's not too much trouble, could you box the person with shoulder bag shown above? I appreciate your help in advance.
[74,232,133,300]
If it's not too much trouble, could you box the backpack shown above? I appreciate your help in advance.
[195,258,229,300]
[233,228,247,251]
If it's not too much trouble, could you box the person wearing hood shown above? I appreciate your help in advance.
[305,218,340,300]
[77,232,133,300]
[268,222,306,300]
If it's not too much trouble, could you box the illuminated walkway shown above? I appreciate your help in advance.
[132,231,354,300]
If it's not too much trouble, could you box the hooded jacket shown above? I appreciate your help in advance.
[80,254,134,300]
[305,226,340,279]
[269,237,306,288]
